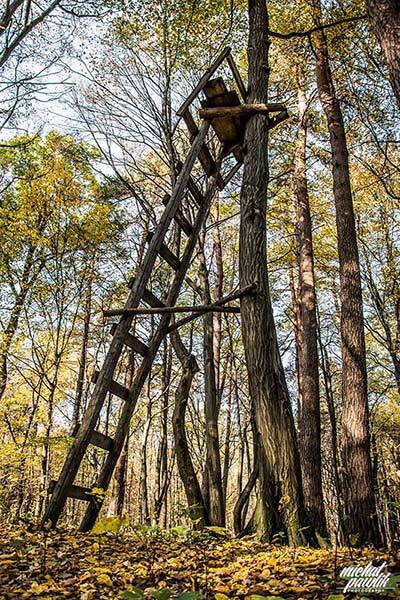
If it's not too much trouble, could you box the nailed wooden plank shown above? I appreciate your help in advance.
[124,332,149,355]
[199,103,287,119]
[147,231,181,271]
[128,277,165,307]
[91,430,114,451]
[162,194,193,236]
[176,47,231,116]
[49,480,93,502]
[202,81,243,159]
[181,110,225,189]
[201,93,241,144]
[224,160,243,185]
[91,370,129,400]
[104,305,241,317]
[71,424,114,452]
[109,323,149,356]
[187,176,204,206]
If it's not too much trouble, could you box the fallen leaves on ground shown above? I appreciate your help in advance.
[0,525,399,599]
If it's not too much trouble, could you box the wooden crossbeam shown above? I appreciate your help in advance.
[72,424,114,452]
[104,305,240,317]
[91,370,128,400]
[167,283,256,333]
[147,231,181,270]
[162,194,193,236]
[199,103,287,119]
[127,277,165,307]
[49,481,93,502]
[109,324,149,355]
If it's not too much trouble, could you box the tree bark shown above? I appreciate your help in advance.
[365,0,400,109]
[171,331,208,528]
[73,253,95,427]
[294,82,327,538]
[239,0,313,545]
[199,242,225,526]
[309,0,381,545]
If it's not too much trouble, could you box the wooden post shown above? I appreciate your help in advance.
[41,119,211,529]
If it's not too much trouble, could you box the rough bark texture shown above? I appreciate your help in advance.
[365,0,400,109]
[239,0,312,545]
[171,332,207,528]
[309,0,381,545]
[295,84,327,538]
[199,244,225,526]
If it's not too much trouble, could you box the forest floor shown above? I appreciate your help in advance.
[0,524,399,600]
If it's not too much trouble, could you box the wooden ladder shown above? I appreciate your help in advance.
[42,47,287,532]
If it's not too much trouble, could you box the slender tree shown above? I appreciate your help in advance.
[308,0,381,545]
[294,80,327,539]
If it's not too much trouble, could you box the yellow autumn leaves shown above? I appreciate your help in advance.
[1,525,398,599]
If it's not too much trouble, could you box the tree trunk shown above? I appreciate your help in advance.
[155,338,172,526]
[294,82,327,538]
[199,243,225,526]
[365,0,400,109]
[239,0,312,545]
[171,331,208,528]
[309,0,380,545]
[0,245,39,401]
[73,253,95,427]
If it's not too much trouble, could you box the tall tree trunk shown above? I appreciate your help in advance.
[239,0,312,545]
[108,349,135,517]
[73,253,95,427]
[155,338,172,525]
[309,0,380,545]
[171,331,208,528]
[365,0,400,109]
[199,242,225,526]
[0,245,39,401]
[294,82,327,538]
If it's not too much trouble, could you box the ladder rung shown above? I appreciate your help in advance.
[162,194,193,236]
[49,480,93,502]
[128,277,165,307]
[91,370,129,400]
[147,232,181,271]
[176,161,204,206]
[188,176,205,206]
[181,110,225,189]
[109,324,149,356]
[71,423,114,452]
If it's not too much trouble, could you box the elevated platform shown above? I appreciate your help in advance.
[177,47,289,184]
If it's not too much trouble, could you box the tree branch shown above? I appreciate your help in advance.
[269,14,366,40]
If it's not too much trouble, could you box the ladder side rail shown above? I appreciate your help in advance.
[176,47,231,117]
[79,149,224,531]
[41,119,211,529]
